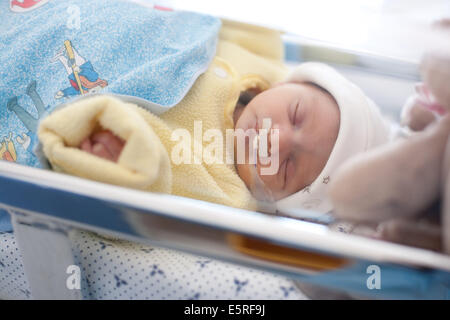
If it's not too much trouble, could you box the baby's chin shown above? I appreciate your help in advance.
[235,161,283,202]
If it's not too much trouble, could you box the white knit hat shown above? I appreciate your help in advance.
[275,62,392,219]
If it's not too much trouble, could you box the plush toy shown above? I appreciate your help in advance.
[328,20,450,254]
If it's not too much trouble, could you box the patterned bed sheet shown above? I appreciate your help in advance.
[0,230,307,300]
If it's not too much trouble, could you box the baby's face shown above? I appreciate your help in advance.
[235,82,340,201]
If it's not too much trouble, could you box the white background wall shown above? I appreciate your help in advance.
[158,0,450,62]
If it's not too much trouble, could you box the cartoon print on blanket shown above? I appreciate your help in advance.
[6,41,108,161]
[6,80,49,160]
[0,133,17,162]
[9,0,49,13]
[7,80,49,134]
[53,40,108,99]
[9,0,175,14]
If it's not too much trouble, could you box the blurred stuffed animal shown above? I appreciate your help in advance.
[328,20,450,254]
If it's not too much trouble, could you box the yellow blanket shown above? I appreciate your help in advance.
[39,22,287,211]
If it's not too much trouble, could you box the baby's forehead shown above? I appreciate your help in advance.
[247,83,306,113]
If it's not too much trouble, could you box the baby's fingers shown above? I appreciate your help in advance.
[80,137,93,153]
[91,130,125,161]
[80,136,113,161]
[91,142,114,161]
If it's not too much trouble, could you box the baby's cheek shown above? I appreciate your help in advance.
[236,163,253,190]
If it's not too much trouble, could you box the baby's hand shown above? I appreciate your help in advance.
[80,130,125,162]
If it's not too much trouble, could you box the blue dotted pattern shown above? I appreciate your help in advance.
[0,232,31,300]
[0,230,308,300]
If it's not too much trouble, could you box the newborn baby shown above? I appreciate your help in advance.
[83,82,338,200]
[68,62,392,216]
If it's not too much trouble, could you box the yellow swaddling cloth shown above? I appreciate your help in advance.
[38,58,251,210]
[39,23,287,211]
